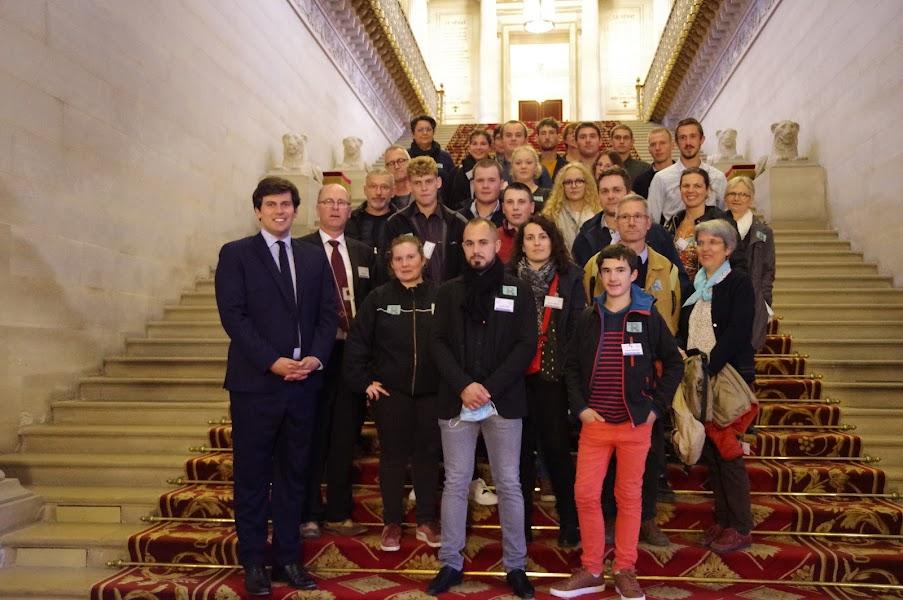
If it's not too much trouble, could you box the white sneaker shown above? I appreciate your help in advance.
[469,478,498,506]
[408,488,416,503]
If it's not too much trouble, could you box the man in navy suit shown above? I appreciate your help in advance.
[215,177,338,596]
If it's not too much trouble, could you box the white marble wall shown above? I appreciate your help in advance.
[701,0,903,285]
[0,0,393,452]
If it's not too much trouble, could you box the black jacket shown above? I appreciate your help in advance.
[382,203,468,282]
[298,232,376,310]
[678,269,756,382]
[507,261,586,374]
[572,214,689,295]
[431,272,537,419]
[343,279,438,397]
[448,154,478,211]
[565,286,684,425]
[459,202,504,227]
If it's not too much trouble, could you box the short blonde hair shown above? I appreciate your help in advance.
[727,175,755,197]
[407,156,438,178]
[510,145,542,180]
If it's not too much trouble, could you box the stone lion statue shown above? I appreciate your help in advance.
[756,120,806,176]
[708,128,742,162]
[278,132,322,181]
[334,136,368,171]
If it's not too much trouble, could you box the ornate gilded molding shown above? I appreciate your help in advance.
[640,0,781,127]
[285,0,435,141]
[639,0,722,123]
[351,0,439,117]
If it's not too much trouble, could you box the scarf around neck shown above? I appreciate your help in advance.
[516,258,557,327]
[462,256,505,323]
[683,260,731,307]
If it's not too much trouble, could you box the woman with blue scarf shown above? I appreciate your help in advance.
[677,219,756,555]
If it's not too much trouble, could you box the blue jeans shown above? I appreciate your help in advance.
[437,415,526,572]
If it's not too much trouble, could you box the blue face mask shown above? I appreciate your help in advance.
[457,401,498,423]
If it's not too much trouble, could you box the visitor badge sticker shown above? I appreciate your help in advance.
[494,297,515,313]
[650,279,663,292]
[342,287,353,301]
[675,238,690,251]
[621,343,643,356]
[626,322,643,333]
[502,285,518,297]
[756,230,768,243]
[543,296,563,309]
[423,241,436,259]
[386,304,401,315]
[357,266,370,279]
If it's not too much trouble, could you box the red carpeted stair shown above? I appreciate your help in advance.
[91,321,903,599]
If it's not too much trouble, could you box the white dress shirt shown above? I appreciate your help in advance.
[647,160,728,224]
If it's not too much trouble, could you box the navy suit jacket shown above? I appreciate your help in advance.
[215,232,339,393]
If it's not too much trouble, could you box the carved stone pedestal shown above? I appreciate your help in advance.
[341,169,367,202]
[0,471,42,536]
[755,162,827,224]
[261,171,322,232]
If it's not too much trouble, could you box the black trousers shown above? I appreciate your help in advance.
[230,386,316,567]
[303,341,363,523]
[373,391,441,524]
[602,415,664,522]
[702,438,753,533]
[520,375,578,533]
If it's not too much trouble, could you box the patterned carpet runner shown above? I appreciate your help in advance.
[91,322,903,599]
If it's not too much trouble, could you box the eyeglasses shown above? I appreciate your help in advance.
[318,199,351,208]
[562,179,586,187]
[617,213,648,222]
[386,158,409,168]
[414,127,434,134]
[725,191,752,199]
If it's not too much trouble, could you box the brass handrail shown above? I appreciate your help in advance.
[102,560,903,591]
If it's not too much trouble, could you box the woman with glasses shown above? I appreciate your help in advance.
[724,176,775,351]
[542,162,602,251]
[510,145,552,207]
[448,128,493,211]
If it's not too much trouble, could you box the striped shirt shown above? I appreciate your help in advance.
[587,308,630,423]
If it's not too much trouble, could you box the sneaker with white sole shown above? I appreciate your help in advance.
[469,478,498,506]
[550,569,605,598]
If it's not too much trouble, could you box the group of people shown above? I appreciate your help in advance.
[215,114,777,600]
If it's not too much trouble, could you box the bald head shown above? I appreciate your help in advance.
[463,218,500,270]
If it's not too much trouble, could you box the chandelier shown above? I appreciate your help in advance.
[523,0,555,33]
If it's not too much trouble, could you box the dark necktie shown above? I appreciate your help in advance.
[276,241,295,305]
[328,240,352,332]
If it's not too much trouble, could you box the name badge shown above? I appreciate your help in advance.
[386,304,401,315]
[357,266,370,279]
[675,237,690,251]
[342,287,353,301]
[543,295,563,309]
[756,230,768,243]
[650,279,663,292]
[621,343,643,356]
[502,285,518,297]
[494,297,515,313]
[423,241,437,259]
[533,195,543,204]
[626,321,643,333]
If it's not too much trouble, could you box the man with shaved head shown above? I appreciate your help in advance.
[427,218,538,599]
[300,183,376,539]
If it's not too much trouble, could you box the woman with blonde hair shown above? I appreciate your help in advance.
[724,175,775,351]
[510,144,551,206]
[542,161,602,251]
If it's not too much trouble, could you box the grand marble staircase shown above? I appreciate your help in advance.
[0,217,901,597]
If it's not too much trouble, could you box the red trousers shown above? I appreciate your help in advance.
[574,420,652,574]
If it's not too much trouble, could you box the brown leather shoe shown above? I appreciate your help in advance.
[323,519,367,536]
[550,568,605,598]
[709,527,752,554]
[612,568,645,600]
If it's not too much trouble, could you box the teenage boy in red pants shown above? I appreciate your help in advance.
[552,244,683,600]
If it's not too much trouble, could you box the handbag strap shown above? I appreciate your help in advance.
[539,274,559,336]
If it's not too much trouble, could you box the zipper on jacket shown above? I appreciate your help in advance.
[410,287,418,396]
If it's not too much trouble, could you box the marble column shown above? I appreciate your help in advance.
[479,0,501,123]
[579,0,601,120]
